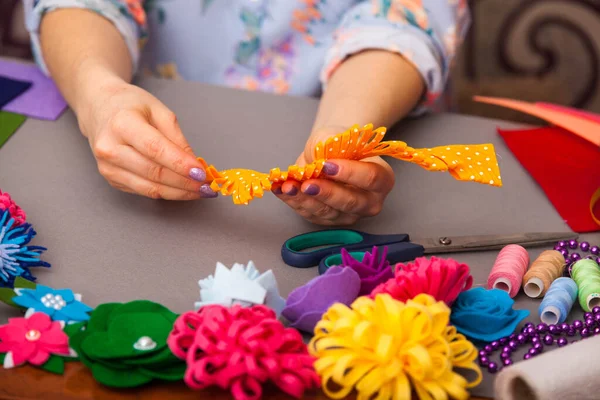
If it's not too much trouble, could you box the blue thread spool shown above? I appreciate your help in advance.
[539,277,578,325]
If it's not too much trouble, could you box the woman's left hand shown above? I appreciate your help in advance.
[273,126,395,226]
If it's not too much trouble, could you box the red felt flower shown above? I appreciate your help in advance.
[168,305,320,400]
[0,312,70,368]
[0,190,26,226]
[371,256,473,306]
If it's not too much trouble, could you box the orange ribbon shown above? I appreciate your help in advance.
[198,124,502,205]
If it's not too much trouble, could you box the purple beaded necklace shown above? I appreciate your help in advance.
[553,239,600,275]
[479,307,600,373]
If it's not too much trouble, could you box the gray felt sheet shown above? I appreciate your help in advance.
[0,78,598,398]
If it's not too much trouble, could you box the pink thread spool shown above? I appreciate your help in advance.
[487,244,530,298]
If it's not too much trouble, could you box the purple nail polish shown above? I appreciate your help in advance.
[303,184,320,196]
[199,184,218,198]
[323,162,339,176]
[189,168,206,182]
[285,186,298,196]
[272,186,283,195]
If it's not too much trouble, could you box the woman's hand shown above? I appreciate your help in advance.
[77,79,217,200]
[273,126,395,226]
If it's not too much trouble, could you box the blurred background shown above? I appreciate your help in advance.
[2,0,600,124]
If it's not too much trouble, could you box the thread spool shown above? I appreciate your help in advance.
[523,250,566,298]
[538,277,578,325]
[572,259,600,312]
[487,244,529,298]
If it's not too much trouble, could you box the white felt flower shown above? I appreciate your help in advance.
[195,261,286,316]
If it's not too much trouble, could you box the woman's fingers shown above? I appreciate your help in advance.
[149,103,196,156]
[299,179,380,216]
[107,110,205,181]
[109,144,204,193]
[98,162,203,200]
[320,158,395,194]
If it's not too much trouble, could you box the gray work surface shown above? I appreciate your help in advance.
[0,78,598,398]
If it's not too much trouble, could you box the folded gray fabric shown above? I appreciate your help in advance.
[495,335,600,400]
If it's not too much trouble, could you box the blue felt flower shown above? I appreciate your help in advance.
[12,285,92,323]
[0,209,50,288]
[450,287,530,343]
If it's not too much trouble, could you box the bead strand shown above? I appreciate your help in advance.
[553,239,600,276]
[479,306,600,373]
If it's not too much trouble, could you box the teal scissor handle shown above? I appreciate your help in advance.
[281,229,411,268]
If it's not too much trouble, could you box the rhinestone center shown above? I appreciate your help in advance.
[133,336,156,351]
[25,329,41,341]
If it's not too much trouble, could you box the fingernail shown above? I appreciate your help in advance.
[323,162,339,176]
[189,168,206,182]
[285,186,298,196]
[303,184,320,196]
[199,184,218,198]
[272,186,283,195]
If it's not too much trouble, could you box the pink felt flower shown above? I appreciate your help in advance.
[168,305,320,400]
[0,312,71,368]
[0,190,26,226]
[371,256,473,306]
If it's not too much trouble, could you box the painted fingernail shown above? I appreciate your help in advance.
[272,186,283,195]
[303,184,320,196]
[199,184,218,198]
[189,168,206,182]
[285,186,298,196]
[323,162,339,176]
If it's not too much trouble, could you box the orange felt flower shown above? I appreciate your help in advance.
[197,124,502,205]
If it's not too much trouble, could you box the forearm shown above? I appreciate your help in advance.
[312,50,425,132]
[39,9,133,119]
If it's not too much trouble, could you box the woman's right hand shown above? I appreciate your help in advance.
[77,78,217,200]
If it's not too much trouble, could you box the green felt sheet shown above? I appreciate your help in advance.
[0,288,19,308]
[41,355,65,374]
[0,111,26,149]
[91,362,153,388]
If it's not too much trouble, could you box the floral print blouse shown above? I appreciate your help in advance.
[24,0,470,112]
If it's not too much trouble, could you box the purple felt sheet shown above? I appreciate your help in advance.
[0,59,67,120]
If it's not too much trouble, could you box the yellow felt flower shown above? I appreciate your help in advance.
[309,293,482,400]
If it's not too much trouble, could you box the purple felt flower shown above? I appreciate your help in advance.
[340,246,394,296]
[282,266,360,333]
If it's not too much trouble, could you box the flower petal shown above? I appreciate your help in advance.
[0,324,27,343]
[10,341,37,366]
[26,313,52,331]
[62,303,92,322]
[35,285,53,297]
[3,351,15,368]
[28,349,50,366]
[24,308,36,318]
[53,289,74,302]
[38,323,69,347]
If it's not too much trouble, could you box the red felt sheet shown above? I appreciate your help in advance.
[499,126,600,232]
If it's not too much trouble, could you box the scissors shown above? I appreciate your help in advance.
[281,229,579,275]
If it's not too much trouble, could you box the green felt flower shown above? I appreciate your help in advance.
[69,300,185,388]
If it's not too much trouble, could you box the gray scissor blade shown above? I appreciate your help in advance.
[412,232,579,254]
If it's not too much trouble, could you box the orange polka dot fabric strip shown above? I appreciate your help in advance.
[198,124,502,205]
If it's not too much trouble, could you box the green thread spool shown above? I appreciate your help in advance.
[571,259,600,312]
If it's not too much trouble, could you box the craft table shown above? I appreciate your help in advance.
[0,77,598,400]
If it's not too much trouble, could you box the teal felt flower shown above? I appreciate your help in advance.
[13,284,92,324]
[69,300,185,388]
[450,288,530,343]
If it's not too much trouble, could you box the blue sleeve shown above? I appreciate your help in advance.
[321,0,470,114]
